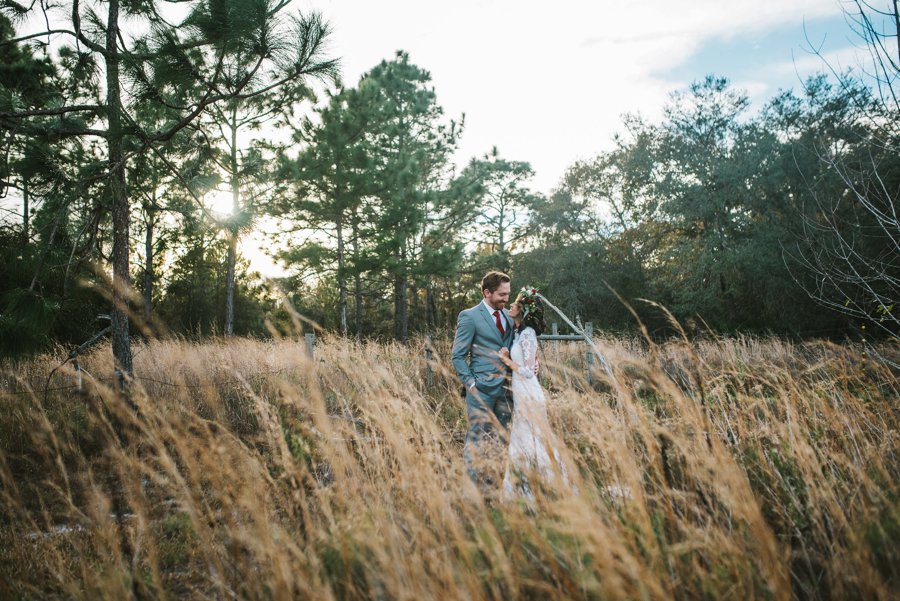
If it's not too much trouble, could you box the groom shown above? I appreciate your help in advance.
[451,271,515,487]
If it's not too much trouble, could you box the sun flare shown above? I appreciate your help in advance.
[205,189,234,217]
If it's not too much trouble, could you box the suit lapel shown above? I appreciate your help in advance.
[478,303,503,345]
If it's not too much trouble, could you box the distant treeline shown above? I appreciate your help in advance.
[1,3,897,359]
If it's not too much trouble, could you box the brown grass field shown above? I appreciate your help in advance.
[1,333,898,600]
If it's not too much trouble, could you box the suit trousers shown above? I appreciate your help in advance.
[463,382,513,487]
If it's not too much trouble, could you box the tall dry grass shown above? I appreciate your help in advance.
[0,333,898,600]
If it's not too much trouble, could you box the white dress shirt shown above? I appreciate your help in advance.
[482,299,510,334]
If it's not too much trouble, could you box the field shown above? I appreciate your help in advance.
[1,333,898,600]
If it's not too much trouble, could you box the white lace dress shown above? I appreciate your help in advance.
[502,326,572,499]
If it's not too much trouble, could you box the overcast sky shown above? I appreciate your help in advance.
[295,0,862,194]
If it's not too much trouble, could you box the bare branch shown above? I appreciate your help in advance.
[0,104,103,119]
[72,0,106,56]
[0,28,78,48]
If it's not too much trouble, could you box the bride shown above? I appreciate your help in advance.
[498,287,574,499]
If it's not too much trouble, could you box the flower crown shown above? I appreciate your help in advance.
[518,286,541,319]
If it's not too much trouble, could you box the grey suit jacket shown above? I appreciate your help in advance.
[451,302,514,397]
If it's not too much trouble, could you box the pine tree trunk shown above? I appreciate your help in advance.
[107,0,133,375]
[894,0,900,66]
[28,200,63,293]
[143,213,154,327]
[225,231,237,337]
[336,217,348,337]
[21,178,28,248]
[394,274,408,343]
[498,204,512,272]
[354,273,363,341]
[352,215,363,341]
[498,205,506,255]
[225,107,239,337]
[425,281,436,332]
[409,280,419,334]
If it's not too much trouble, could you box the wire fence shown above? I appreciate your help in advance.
[424,321,599,388]
[3,327,319,401]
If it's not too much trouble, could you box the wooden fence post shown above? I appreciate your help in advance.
[584,322,594,384]
[305,333,315,359]
[535,321,609,385]
[425,335,434,388]
[73,360,83,392]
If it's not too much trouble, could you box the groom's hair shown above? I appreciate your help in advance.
[481,271,510,293]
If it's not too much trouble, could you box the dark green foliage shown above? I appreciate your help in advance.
[462,148,540,272]
[0,225,109,357]
[157,234,275,337]
[359,52,465,341]
[276,51,473,341]
[0,287,55,356]
[0,16,54,111]
[1,1,895,349]
[0,0,336,370]
[529,75,872,337]
[512,242,647,331]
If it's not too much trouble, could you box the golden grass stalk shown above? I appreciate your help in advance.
[1,334,897,600]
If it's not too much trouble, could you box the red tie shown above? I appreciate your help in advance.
[493,310,504,335]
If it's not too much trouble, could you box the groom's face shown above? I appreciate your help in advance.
[483,281,511,310]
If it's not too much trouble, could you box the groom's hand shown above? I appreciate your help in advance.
[498,347,511,367]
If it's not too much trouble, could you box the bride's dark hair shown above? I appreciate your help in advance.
[514,292,546,336]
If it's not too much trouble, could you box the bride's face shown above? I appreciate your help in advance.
[508,302,522,320]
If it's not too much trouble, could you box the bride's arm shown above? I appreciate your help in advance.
[499,329,538,379]
[519,328,539,379]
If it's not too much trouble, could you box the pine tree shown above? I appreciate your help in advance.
[0,0,335,373]
[462,147,539,272]
[276,84,378,337]
[196,10,335,336]
[361,52,460,342]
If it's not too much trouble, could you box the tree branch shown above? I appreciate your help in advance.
[0,28,79,48]
[0,104,103,119]
[72,0,107,55]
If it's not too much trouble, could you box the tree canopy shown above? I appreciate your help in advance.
[1,3,897,365]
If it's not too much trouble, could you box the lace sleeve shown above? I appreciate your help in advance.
[519,327,539,379]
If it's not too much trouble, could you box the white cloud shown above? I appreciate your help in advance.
[732,80,773,102]
[290,1,848,192]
